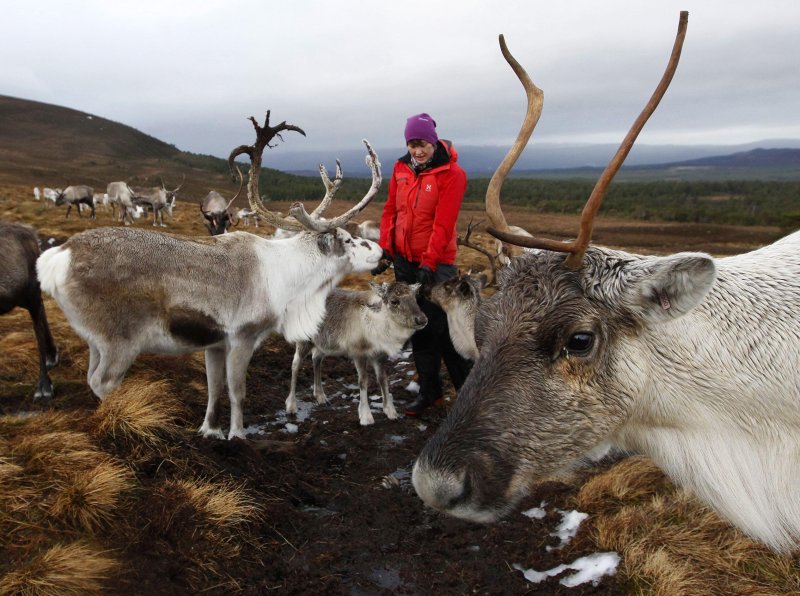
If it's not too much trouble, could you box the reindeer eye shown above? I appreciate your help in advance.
[390,299,400,306]
[564,332,594,357]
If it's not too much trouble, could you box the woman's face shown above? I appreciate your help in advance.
[407,140,435,164]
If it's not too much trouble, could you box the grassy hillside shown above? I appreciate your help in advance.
[0,95,381,204]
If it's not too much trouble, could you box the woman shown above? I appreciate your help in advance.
[373,113,472,415]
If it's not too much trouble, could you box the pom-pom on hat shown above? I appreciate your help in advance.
[404,113,439,146]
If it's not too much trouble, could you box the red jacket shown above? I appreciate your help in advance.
[378,141,466,270]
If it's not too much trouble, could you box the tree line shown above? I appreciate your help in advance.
[208,161,800,229]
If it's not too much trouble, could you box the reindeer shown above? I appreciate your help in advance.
[107,181,138,225]
[1,222,59,402]
[131,176,184,227]
[37,112,384,441]
[415,14,800,554]
[55,185,95,220]
[200,173,244,235]
[429,273,487,362]
[285,281,427,426]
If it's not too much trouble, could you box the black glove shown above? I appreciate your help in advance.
[371,249,393,276]
[415,265,435,289]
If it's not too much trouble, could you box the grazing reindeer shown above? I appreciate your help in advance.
[55,185,95,220]
[132,176,184,227]
[1,222,59,401]
[416,13,800,554]
[43,188,59,208]
[107,181,139,225]
[37,112,384,440]
[200,174,244,235]
[429,273,487,361]
[285,281,427,426]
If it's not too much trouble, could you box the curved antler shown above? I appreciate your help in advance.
[228,113,381,233]
[227,111,309,232]
[289,140,382,233]
[485,34,544,261]
[489,11,689,270]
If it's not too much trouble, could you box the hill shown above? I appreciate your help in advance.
[0,95,371,204]
[512,148,800,181]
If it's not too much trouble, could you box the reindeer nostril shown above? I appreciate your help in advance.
[416,316,428,327]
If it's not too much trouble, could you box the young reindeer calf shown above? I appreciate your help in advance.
[286,282,427,425]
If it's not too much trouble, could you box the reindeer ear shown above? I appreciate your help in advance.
[409,283,422,295]
[477,274,488,289]
[624,253,717,324]
[317,233,334,254]
[369,281,389,298]
[458,280,472,296]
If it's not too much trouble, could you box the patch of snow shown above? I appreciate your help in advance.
[522,502,548,520]
[406,381,420,393]
[282,423,299,434]
[513,552,620,588]
[547,509,589,551]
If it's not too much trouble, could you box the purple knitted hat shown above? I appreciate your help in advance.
[404,113,439,145]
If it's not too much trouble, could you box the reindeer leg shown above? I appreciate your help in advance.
[311,347,328,404]
[372,356,396,420]
[225,341,257,440]
[27,293,58,402]
[87,342,137,399]
[286,342,310,415]
[354,356,374,426]
[200,346,226,439]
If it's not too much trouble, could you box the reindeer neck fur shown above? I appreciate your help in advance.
[576,233,800,552]
[254,232,348,343]
[444,301,479,361]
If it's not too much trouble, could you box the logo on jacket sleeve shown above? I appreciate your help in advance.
[425,184,432,192]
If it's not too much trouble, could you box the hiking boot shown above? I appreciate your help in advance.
[404,394,443,416]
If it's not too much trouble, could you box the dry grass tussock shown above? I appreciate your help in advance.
[0,331,41,378]
[0,541,119,596]
[89,379,186,447]
[577,456,800,595]
[159,477,262,530]
[48,459,133,533]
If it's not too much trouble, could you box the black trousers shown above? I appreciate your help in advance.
[393,256,473,399]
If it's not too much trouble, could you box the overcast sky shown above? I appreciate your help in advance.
[4,0,800,161]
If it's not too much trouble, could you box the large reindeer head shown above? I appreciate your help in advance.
[413,13,692,525]
[227,111,381,234]
[487,12,688,270]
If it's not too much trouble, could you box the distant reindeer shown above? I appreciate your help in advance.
[55,185,95,220]
[43,188,59,208]
[416,13,800,555]
[107,181,138,225]
[286,281,427,425]
[1,222,58,401]
[131,176,184,227]
[237,208,260,228]
[200,174,244,235]
[33,187,41,201]
[38,112,384,440]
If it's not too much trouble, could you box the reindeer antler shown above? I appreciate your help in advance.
[457,219,498,286]
[488,11,689,270]
[227,112,381,233]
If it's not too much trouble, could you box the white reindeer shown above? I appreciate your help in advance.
[33,187,41,201]
[285,281,427,425]
[37,114,384,440]
[415,14,800,554]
